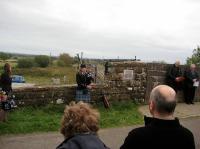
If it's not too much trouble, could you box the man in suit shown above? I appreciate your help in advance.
[184,64,199,104]
[166,60,183,92]
[120,85,195,149]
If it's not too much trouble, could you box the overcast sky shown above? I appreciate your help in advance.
[1,0,200,63]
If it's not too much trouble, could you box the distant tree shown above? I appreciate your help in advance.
[187,46,200,66]
[57,53,74,66]
[13,56,18,60]
[35,55,50,68]
[57,60,65,67]
[17,58,34,68]
[0,52,11,61]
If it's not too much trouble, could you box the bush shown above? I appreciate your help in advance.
[0,52,11,61]
[57,60,65,67]
[17,58,34,68]
[187,46,200,66]
[35,55,50,68]
[57,53,74,67]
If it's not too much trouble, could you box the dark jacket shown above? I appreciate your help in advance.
[0,73,12,94]
[184,69,199,88]
[56,133,109,149]
[120,116,195,149]
[76,72,93,90]
[166,64,182,89]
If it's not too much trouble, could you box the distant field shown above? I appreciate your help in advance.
[0,59,101,85]
[13,66,77,85]
[0,60,17,69]
[0,59,77,85]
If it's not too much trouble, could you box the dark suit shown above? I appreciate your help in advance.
[183,69,199,104]
[165,64,182,92]
[120,116,195,149]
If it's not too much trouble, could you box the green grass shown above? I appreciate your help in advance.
[0,60,77,85]
[0,102,143,135]
[98,102,143,128]
[13,66,77,85]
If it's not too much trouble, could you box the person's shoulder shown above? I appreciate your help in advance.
[0,73,5,77]
[56,136,80,149]
[76,72,81,76]
[120,127,148,149]
[61,134,108,149]
[179,125,194,137]
[127,126,149,138]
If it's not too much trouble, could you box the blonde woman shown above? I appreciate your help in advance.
[56,102,109,149]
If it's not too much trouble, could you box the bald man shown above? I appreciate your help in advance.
[166,60,183,92]
[121,85,195,149]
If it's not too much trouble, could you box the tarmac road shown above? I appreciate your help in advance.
[0,117,199,149]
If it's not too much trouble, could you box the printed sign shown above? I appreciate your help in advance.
[123,70,134,80]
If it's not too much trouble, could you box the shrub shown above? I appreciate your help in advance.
[0,52,11,61]
[187,46,200,66]
[57,53,74,66]
[57,60,65,67]
[35,55,50,68]
[17,58,34,68]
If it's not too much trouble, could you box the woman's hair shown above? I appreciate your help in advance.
[60,101,100,139]
[4,63,11,76]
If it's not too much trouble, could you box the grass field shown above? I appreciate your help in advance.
[0,60,77,85]
[12,66,77,85]
[0,102,143,135]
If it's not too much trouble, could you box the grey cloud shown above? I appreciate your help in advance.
[0,0,198,64]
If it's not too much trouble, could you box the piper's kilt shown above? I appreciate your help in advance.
[76,89,91,102]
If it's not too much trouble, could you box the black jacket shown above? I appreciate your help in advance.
[120,116,195,149]
[0,73,12,94]
[56,133,109,149]
[76,72,93,90]
[184,69,199,88]
[166,64,182,85]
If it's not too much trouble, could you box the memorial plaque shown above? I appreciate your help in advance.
[123,70,134,80]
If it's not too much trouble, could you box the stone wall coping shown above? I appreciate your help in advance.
[12,84,107,92]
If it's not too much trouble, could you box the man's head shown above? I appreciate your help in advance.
[190,64,196,71]
[149,85,177,119]
[80,64,87,73]
[175,60,180,67]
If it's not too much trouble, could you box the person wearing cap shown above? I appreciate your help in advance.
[75,64,93,102]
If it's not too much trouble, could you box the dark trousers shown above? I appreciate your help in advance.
[183,86,196,103]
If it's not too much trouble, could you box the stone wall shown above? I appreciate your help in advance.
[12,85,107,106]
[12,61,200,106]
[103,62,147,102]
[105,62,200,103]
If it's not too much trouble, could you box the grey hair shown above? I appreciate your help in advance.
[150,87,177,114]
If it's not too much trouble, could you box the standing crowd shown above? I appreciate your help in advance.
[56,62,197,149]
[0,62,197,149]
[166,61,199,104]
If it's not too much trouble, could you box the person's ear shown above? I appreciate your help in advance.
[149,100,154,115]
